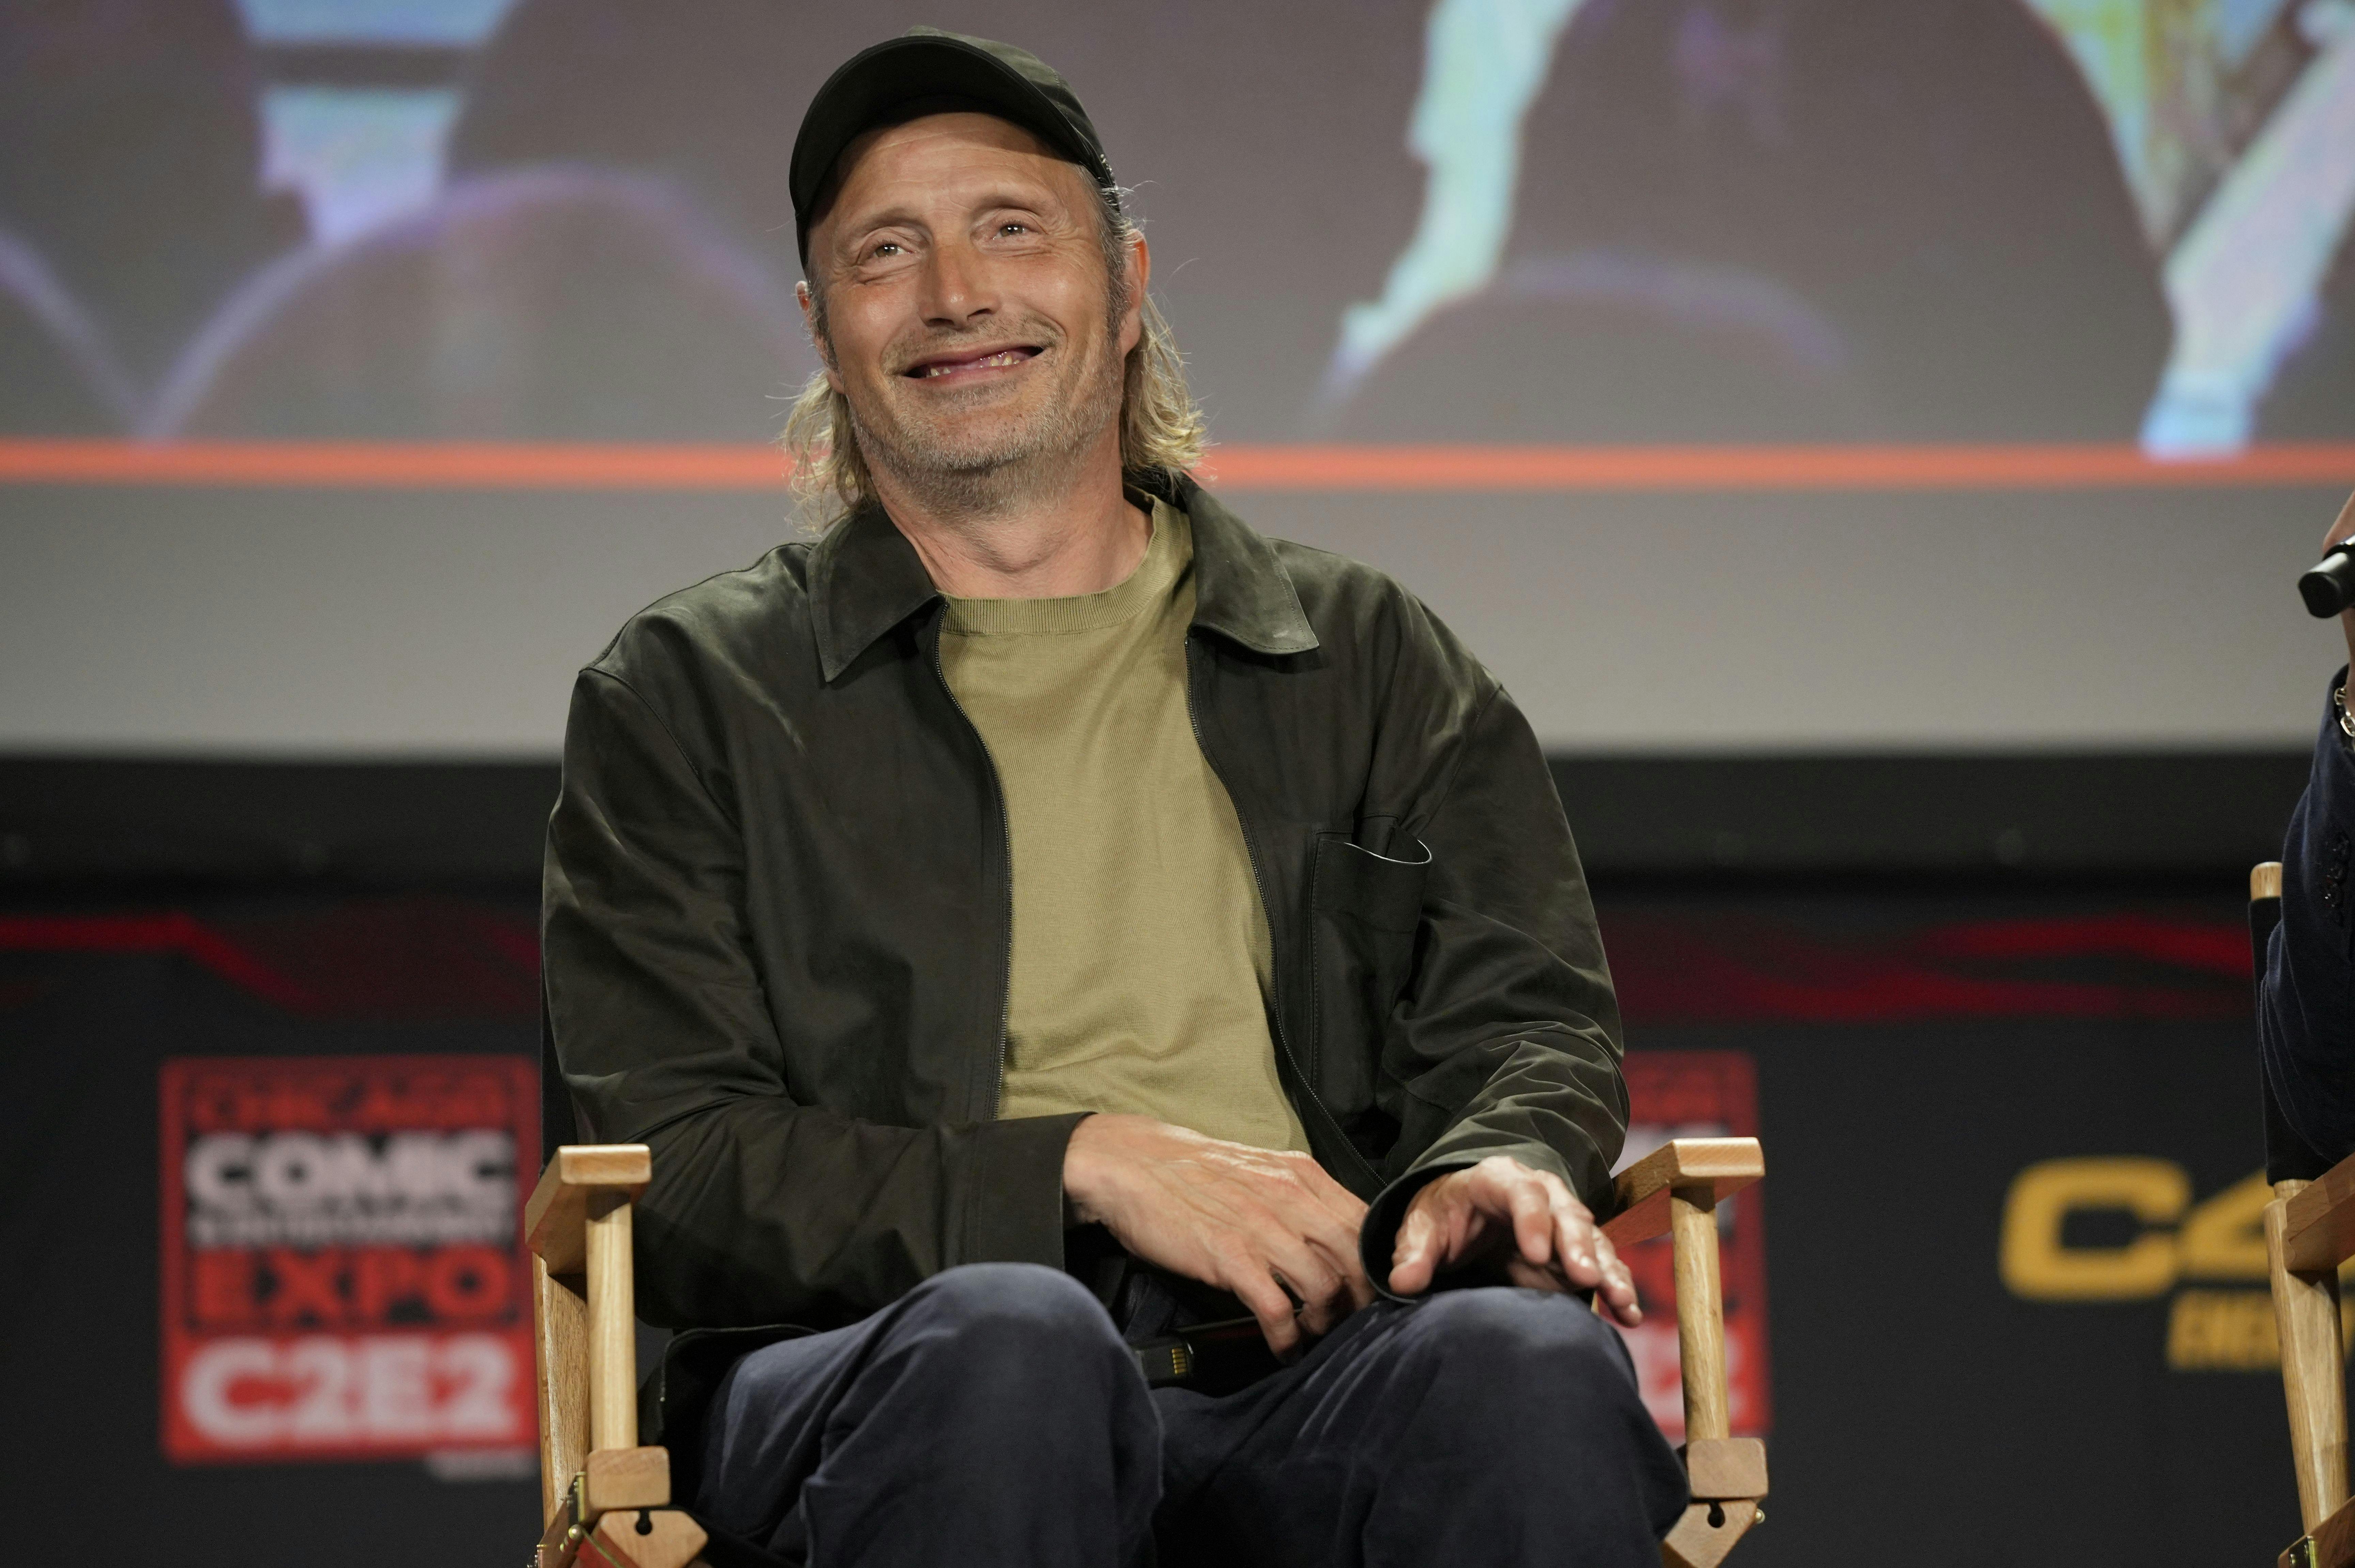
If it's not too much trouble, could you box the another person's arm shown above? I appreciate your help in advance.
[2258,496,2355,1163]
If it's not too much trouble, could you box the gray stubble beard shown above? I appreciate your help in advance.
[835,320,1127,522]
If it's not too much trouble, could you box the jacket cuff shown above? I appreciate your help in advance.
[1360,1141,1590,1303]
[961,1112,1094,1268]
[1360,1161,1469,1303]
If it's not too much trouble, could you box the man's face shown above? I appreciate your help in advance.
[802,112,1144,495]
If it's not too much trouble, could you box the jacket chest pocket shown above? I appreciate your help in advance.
[1307,831,1431,1109]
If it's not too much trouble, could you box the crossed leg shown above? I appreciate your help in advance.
[698,1269,1684,1568]
[695,1263,1161,1566]
[1156,1286,1689,1568]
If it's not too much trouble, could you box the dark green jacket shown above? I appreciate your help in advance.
[542,474,1627,1331]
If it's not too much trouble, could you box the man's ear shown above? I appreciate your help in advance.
[1119,231,1149,356]
[795,279,845,393]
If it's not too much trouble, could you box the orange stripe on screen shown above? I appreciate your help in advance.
[1,439,2353,492]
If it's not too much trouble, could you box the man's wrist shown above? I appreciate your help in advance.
[1060,1112,1102,1227]
[1360,1162,1473,1301]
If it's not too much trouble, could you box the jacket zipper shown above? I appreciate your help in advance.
[933,627,1017,1120]
[1184,637,1382,1192]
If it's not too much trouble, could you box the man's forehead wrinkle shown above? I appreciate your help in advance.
[820,113,1081,231]
[833,112,1060,198]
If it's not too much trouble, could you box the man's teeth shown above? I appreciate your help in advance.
[920,350,1027,377]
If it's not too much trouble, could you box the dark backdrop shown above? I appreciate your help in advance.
[0,754,2321,1567]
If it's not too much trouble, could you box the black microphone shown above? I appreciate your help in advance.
[2305,540,2355,618]
[2300,495,2355,618]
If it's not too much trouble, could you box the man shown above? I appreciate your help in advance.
[542,29,1685,1567]
[2261,492,2355,1164]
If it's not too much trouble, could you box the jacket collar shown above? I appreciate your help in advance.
[1159,472,1320,658]
[808,473,1320,682]
[808,503,943,682]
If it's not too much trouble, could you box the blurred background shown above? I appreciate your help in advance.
[2,0,2353,1563]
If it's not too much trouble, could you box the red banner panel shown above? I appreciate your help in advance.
[158,1055,537,1463]
[1613,1051,1770,1440]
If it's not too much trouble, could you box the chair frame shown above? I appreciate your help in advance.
[526,1143,707,1568]
[520,1136,1767,1568]
[1604,1137,1772,1568]
[2268,1156,2355,1568]
[2256,861,2355,1568]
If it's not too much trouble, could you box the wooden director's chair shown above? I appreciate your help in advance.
[1603,1137,1772,1568]
[521,1136,1768,1568]
[526,1144,708,1568]
[2255,863,2355,1568]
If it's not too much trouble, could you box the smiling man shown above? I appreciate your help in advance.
[541,28,1685,1568]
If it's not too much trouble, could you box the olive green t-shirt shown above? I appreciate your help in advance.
[939,499,1311,1154]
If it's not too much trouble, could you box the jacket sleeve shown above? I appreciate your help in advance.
[2259,671,2355,1165]
[1355,677,1628,1286]
[543,664,1084,1330]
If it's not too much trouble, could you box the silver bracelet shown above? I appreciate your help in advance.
[2337,683,2355,743]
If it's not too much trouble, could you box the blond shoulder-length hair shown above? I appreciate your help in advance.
[780,197,1205,526]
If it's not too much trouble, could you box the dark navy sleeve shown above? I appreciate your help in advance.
[2259,668,2355,1162]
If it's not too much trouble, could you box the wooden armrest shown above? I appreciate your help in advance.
[1603,1138,1764,1248]
[526,1144,651,1273]
[526,1144,651,1462]
[2271,1174,2353,1539]
[2279,1149,2355,1273]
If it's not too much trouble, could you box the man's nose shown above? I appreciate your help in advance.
[918,236,997,327]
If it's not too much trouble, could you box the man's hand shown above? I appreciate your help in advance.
[1063,1114,1374,1356]
[1389,1155,1642,1327]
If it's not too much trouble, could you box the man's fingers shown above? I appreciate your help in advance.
[1305,1223,1376,1311]
[1506,1177,1555,1268]
[1266,1149,1368,1237]
[1392,1172,1483,1296]
[1293,1200,1375,1305]
[1244,1283,1303,1357]
[1593,1232,1642,1326]
[1558,1209,1642,1325]
[1386,1162,1638,1307]
[1267,1153,1373,1310]
[1503,1255,1568,1293]
[1216,1201,1355,1348]
[1289,1154,1371,1231]
[1278,1270,1348,1336]
[1589,1228,1621,1285]
[1592,1277,1643,1327]
[1546,1202,1600,1287]
[1219,1250,1303,1357]
[1389,1200,1442,1295]
[1341,1252,1378,1310]
[1264,1236,1348,1336]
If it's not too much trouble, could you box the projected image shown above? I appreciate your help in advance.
[1329,0,2355,449]
[0,0,2349,449]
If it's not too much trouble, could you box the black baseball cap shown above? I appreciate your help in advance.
[789,28,1117,266]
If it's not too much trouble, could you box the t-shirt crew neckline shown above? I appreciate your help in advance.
[940,497,1184,638]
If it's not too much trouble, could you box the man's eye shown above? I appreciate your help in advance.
[999,223,1029,236]
[869,242,902,258]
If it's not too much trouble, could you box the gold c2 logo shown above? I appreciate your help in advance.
[2000,1157,2350,1371]
[1999,1158,2273,1301]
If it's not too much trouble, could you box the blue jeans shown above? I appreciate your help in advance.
[695,1262,1687,1567]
